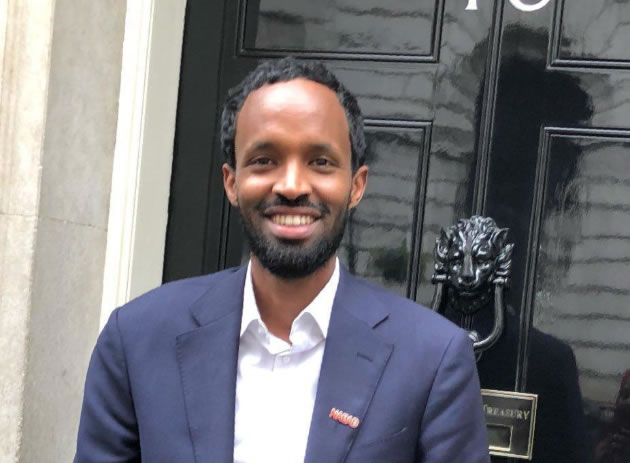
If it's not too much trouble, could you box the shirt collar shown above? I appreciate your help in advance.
[240,258,340,340]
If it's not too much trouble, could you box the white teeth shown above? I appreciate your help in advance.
[271,215,314,226]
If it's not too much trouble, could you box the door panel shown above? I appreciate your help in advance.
[344,124,430,296]
[524,128,630,462]
[555,0,630,64]
[532,130,630,439]
[240,0,441,59]
[165,1,630,461]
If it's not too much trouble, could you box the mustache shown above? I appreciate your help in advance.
[255,196,330,215]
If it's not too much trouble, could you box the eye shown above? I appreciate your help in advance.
[249,157,273,167]
[310,156,340,170]
[476,254,492,263]
[312,157,332,167]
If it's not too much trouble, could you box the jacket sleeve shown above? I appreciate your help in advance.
[418,329,491,463]
[74,308,140,462]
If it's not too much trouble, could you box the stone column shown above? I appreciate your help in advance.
[0,1,126,461]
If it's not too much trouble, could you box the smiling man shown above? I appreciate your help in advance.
[75,58,490,463]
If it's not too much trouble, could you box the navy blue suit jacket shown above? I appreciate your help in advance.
[75,266,490,462]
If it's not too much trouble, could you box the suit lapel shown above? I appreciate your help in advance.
[305,269,393,463]
[176,268,246,463]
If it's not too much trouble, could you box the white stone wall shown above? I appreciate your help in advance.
[0,2,56,460]
[0,1,126,461]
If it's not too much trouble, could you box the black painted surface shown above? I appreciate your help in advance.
[241,0,439,58]
[162,0,228,281]
[165,1,630,461]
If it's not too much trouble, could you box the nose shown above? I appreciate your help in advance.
[271,160,312,200]
[461,255,475,281]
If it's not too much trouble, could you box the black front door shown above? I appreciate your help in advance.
[165,1,630,461]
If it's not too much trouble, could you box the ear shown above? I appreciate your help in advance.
[349,165,368,209]
[492,228,509,248]
[222,163,238,207]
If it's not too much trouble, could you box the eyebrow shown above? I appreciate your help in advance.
[308,142,337,154]
[245,141,338,155]
[246,141,275,154]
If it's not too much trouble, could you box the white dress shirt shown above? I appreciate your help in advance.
[233,259,340,463]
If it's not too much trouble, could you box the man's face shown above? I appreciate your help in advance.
[222,78,368,278]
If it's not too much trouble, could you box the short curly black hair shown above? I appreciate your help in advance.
[220,57,366,171]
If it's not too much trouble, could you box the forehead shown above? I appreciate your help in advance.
[234,78,351,153]
[243,77,344,112]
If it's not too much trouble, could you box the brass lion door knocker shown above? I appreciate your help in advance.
[430,216,514,359]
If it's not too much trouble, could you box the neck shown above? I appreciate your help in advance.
[250,256,336,343]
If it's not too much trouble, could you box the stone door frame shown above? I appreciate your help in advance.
[100,0,187,326]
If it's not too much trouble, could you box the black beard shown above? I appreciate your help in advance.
[239,198,348,279]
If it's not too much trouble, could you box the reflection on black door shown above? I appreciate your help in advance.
[165,1,630,461]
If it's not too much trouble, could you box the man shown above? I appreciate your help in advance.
[75,58,490,462]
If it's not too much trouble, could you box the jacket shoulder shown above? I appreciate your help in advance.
[114,267,243,328]
[344,274,477,402]
[358,276,461,333]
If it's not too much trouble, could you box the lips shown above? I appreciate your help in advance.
[263,208,322,240]
[271,215,315,226]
